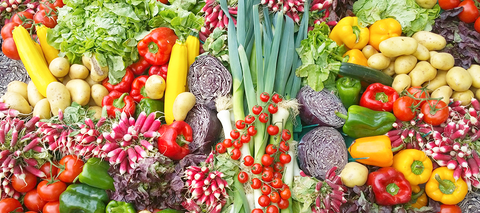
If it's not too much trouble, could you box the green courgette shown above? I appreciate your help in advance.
[339,62,394,86]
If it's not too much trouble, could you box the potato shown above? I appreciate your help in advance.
[91,84,109,106]
[145,75,166,99]
[475,88,480,100]
[172,92,196,121]
[27,81,45,107]
[412,44,430,61]
[49,57,70,77]
[382,61,395,76]
[392,74,411,93]
[88,106,102,119]
[452,90,475,106]
[66,79,91,106]
[46,82,71,116]
[7,81,28,100]
[430,52,455,70]
[33,98,51,119]
[62,74,72,86]
[423,70,447,91]
[446,67,473,92]
[85,75,100,87]
[394,55,417,74]
[340,162,368,188]
[69,64,89,79]
[468,64,480,88]
[379,37,418,57]
[367,53,391,70]
[408,61,437,87]
[83,55,108,82]
[415,0,436,9]
[2,92,31,114]
[412,31,447,51]
[362,45,378,59]
[431,86,452,105]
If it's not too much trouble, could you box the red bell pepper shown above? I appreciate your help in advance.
[360,83,399,112]
[129,57,151,76]
[157,121,192,160]
[137,27,178,66]
[102,90,136,117]
[130,75,149,103]
[367,167,412,206]
[148,64,168,81]
[102,68,135,93]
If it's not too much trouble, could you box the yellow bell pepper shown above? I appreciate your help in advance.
[368,18,402,51]
[329,16,369,50]
[392,149,433,186]
[164,41,188,124]
[343,49,368,66]
[36,25,59,65]
[348,135,393,167]
[425,167,468,205]
[186,35,200,67]
[410,185,428,209]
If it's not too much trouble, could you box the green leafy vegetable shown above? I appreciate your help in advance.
[295,23,347,92]
[148,6,204,41]
[353,0,441,36]
[292,176,319,213]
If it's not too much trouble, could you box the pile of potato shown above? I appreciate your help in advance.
[1,57,109,119]
[362,31,480,105]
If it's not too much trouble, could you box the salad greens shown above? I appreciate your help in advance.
[353,0,441,36]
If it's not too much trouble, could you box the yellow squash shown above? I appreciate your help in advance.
[186,35,200,67]
[164,41,188,124]
[36,25,59,65]
[12,26,57,97]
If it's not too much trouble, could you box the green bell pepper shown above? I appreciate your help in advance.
[336,77,361,109]
[106,200,136,213]
[78,157,115,191]
[335,105,396,138]
[135,98,164,118]
[59,184,109,213]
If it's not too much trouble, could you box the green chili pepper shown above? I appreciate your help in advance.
[336,77,361,109]
[59,184,109,213]
[335,105,396,138]
[135,98,164,118]
[78,157,115,191]
[106,200,136,213]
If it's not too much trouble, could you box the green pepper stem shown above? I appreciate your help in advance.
[334,111,348,120]
[410,188,425,201]
[375,92,389,103]
[386,183,400,196]
[391,144,404,152]
[113,93,128,109]
[148,42,159,54]
[435,174,456,195]
[411,160,425,175]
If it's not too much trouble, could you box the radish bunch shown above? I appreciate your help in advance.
[311,166,348,213]
[0,115,49,199]
[385,113,432,151]
[260,0,333,24]
[183,153,229,213]
[0,0,37,25]
[199,0,237,40]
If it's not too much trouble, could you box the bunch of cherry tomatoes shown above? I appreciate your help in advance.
[438,0,480,33]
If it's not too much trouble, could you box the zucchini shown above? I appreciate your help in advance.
[339,62,393,86]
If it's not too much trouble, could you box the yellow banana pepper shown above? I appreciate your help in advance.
[329,16,369,50]
[392,149,433,186]
[410,185,428,209]
[368,18,402,51]
[164,41,188,124]
[343,49,368,66]
[36,25,59,65]
[425,167,468,205]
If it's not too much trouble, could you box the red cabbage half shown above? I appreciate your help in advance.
[297,126,347,180]
[185,104,222,154]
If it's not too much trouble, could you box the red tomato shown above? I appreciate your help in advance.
[271,178,283,188]
[12,171,37,193]
[277,198,289,209]
[33,9,58,28]
[38,0,64,11]
[393,96,417,121]
[475,17,480,34]
[280,188,291,200]
[265,144,277,155]
[261,184,272,195]
[269,191,281,203]
[2,38,21,60]
[251,209,264,213]
[421,100,449,126]
[271,94,283,103]
[215,143,226,154]
[251,163,263,174]
[261,154,274,167]
[438,0,461,10]
[24,189,47,212]
[458,0,479,23]
[251,178,262,189]
[43,201,60,213]
[25,211,37,213]
[252,105,263,115]
[247,126,257,136]
[12,11,34,29]
[260,92,270,102]
[439,204,462,213]
[40,162,59,180]
[262,170,274,182]
[37,180,67,202]
[279,153,291,164]
[259,113,269,123]
[230,148,241,160]
[0,198,23,213]
[243,155,254,166]
[58,155,84,183]
[407,86,429,106]
[157,0,168,4]
[273,162,284,172]
[266,205,279,213]
[266,125,279,136]
[258,195,271,207]
[237,172,249,184]
[1,22,19,39]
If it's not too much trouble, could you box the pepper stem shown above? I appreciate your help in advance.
[435,174,456,195]
[386,183,400,196]
[113,93,128,109]
[341,77,356,87]
[391,144,404,152]
[375,92,389,103]
[334,111,348,120]
[148,42,159,54]
[411,160,425,175]
[410,188,425,202]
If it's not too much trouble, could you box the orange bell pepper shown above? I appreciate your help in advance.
[368,18,402,51]
[348,135,394,167]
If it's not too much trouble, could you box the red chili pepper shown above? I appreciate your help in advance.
[148,64,168,81]
[102,68,135,93]
[130,75,149,103]
[129,57,151,76]
[102,90,136,118]
[360,83,399,112]
[157,121,192,160]
[137,27,178,66]
[367,167,412,206]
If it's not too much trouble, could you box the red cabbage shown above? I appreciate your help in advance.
[185,104,222,154]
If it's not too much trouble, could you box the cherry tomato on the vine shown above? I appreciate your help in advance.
[265,144,278,155]
[261,184,272,195]
[261,154,274,167]
[216,143,226,154]
[260,92,270,102]
[37,180,67,202]
[2,38,20,60]
[406,86,429,106]
[233,139,243,149]
[251,178,262,189]
[252,105,263,115]
[278,198,289,209]
[273,172,282,179]
[235,120,246,129]
[33,9,58,28]
[279,141,289,152]
[263,166,274,173]
[222,139,233,148]
[271,94,282,103]
[12,11,34,29]
[475,17,480,34]
[252,208,264,213]
[267,125,279,136]
[24,189,48,212]
[259,113,269,123]
[266,205,279,213]
[0,198,23,213]
[38,0,64,11]
[262,170,274,182]
[281,129,291,141]
[438,0,460,10]
[279,153,292,164]
[238,172,249,184]
[258,195,271,207]
[251,163,263,174]
[247,126,257,136]
[393,96,417,121]
[245,115,255,124]
[458,0,479,23]
[58,155,84,183]
[273,162,284,172]
[280,188,291,200]
[230,129,240,139]
[1,22,19,39]
[421,100,449,126]
[271,178,283,188]
[269,191,281,203]
[268,104,278,114]
[40,162,59,180]
[240,134,251,143]
[12,171,37,193]
[243,155,254,166]
[231,148,242,160]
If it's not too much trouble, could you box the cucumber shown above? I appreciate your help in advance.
[339,62,394,86]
